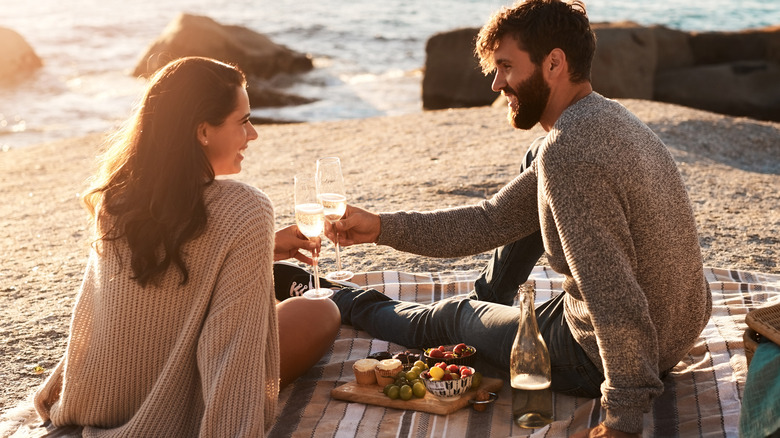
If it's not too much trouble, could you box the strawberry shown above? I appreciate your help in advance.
[429,349,444,358]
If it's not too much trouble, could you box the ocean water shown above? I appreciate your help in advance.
[1,0,779,149]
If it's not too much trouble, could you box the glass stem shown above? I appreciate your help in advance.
[312,255,322,290]
[334,231,343,272]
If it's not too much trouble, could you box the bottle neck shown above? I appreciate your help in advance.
[517,285,536,324]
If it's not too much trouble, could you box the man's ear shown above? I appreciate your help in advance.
[546,48,567,79]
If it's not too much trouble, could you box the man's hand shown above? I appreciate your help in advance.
[275,224,320,265]
[570,423,640,438]
[325,204,381,246]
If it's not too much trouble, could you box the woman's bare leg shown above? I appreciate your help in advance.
[276,296,341,388]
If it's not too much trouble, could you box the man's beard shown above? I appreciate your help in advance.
[502,66,551,130]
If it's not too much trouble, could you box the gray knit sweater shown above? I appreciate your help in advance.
[377,92,712,433]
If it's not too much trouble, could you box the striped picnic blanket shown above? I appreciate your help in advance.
[269,266,780,438]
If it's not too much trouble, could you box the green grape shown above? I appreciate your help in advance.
[412,381,427,398]
[399,384,413,401]
[387,385,400,400]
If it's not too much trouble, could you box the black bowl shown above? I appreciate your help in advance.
[368,349,423,370]
[423,344,477,368]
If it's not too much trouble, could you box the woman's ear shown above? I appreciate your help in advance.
[196,122,209,147]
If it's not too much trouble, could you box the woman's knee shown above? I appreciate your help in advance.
[277,297,341,388]
[278,297,340,344]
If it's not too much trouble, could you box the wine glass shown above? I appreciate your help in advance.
[294,173,333,299]
[316,157,353,281]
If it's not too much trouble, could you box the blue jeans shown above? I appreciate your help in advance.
[333,288,603,397]
[332,138,604,398]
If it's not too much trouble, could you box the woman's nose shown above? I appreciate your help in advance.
[247,123,259,141]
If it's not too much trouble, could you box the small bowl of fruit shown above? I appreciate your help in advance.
[423,343,476,368]
[421,363,475,400]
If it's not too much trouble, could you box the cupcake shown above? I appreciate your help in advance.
[374,358,403,386]
[353,358,379,385]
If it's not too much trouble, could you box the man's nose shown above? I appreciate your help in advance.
[491,71,505,92]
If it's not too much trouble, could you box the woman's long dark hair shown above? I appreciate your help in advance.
[83,57,247,287]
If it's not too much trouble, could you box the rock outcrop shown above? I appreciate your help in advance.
[0,28,43,85]
[653,26,780,122]
[422,28,498,110]
[590,22,657,100]
[132,14,315,114]
[423,24,780,122]
[132,14,313,80]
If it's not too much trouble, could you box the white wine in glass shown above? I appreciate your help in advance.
[316,157,353,281]
[294,173,333,300]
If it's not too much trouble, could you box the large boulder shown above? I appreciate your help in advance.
[590,22,658,99]
[132,14,313,81]
[689,26,780,65]
[654,25,780,122]
[0,27,43,85]
[655,61,780,122]
[652,25,694,71]
[422,27,498,110]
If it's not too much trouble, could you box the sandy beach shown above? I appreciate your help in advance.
[1,99,778,418]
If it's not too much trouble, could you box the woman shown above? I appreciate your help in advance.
[33,57,341,437]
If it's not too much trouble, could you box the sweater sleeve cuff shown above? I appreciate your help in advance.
[376,212,402,246]
[604,407,644,434]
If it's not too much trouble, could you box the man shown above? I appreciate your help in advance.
[275,1,711,436]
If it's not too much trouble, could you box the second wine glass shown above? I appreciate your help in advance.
[316,157,353,281]
[294,173,333,299]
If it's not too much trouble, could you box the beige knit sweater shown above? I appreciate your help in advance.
[34,179,279,437]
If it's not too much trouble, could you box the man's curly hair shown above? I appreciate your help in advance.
[475,0,596,83]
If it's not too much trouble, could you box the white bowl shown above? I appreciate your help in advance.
[422,366,475,400]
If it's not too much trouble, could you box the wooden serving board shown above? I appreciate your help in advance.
[330,377,503,415]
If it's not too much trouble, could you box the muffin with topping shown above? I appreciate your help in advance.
[352,358,379,385]
[374,358,403,386]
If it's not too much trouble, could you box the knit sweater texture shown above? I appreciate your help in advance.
[34,179,279,437]
[377,92,712,433]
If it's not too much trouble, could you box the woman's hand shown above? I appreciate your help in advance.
[275,225,320,265]
[325,204,381,246]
